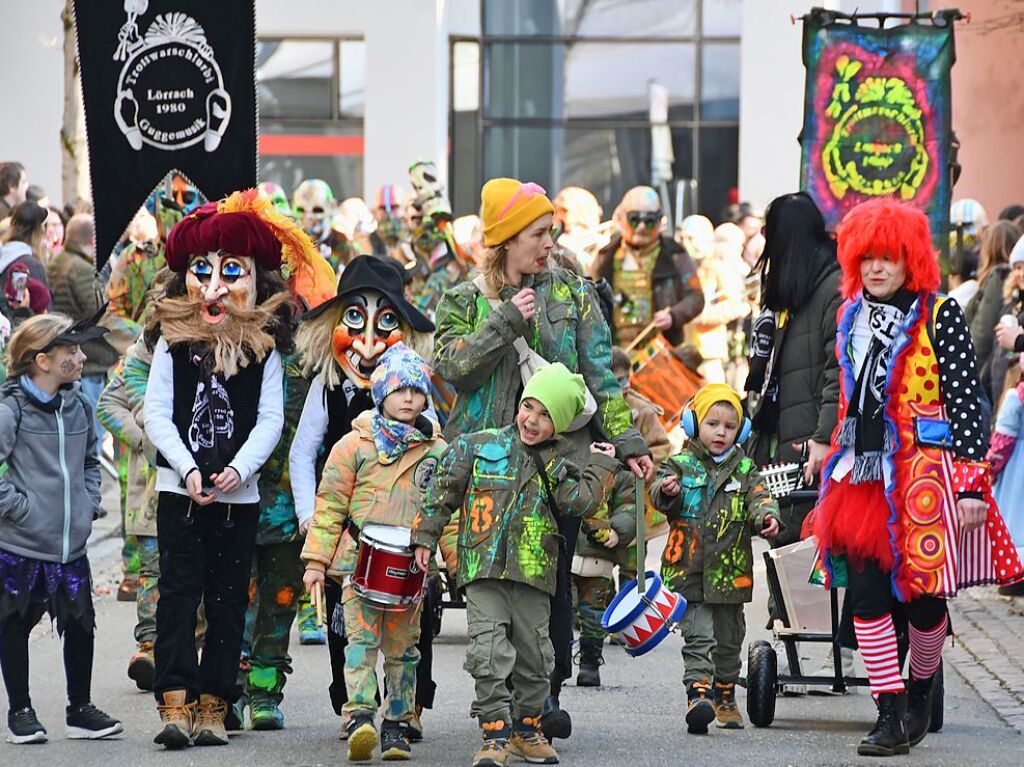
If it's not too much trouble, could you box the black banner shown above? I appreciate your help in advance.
[74,0,257,266]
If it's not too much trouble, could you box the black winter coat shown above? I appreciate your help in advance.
[590,234,704,346]
[750,261,843,467]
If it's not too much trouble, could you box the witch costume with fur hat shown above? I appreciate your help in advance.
[143,188,331,749]
[289,254,439,738]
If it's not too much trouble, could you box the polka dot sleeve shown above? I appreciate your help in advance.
[934,298,986,460]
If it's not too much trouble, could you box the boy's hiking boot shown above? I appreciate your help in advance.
[154,690,195,749]
[712,682,744,729]
[193,694,229,746]
[127,641,155,691]
[858,692,910,757]
[6,707,47,744]
[509,716,559,764]
[472,721,510,767]
[66,703,123,739]
[685,680,716,735]
[381,719,412,761]
[347,712,378,762]
[575,639,603,687]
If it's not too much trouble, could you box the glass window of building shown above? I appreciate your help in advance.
[257,38,365,203]
[453,0,741,222]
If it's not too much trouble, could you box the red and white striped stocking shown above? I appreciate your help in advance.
[854,614,905,695]
[909,615,948,681]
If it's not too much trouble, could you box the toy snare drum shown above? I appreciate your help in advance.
[602,571,687,657]
[352,525,425,608]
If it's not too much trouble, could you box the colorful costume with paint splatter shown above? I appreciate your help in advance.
[651,440,776,687]
[302,343,445,725]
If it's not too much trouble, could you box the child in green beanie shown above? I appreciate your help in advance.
[412,362,617,767]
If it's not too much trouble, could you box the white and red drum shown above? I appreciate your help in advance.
[601,571,687,657]
[351,525,425,608]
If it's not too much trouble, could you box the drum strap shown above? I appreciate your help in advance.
[528,448,567,554]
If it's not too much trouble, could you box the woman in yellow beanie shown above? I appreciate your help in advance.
[432,178,654,741]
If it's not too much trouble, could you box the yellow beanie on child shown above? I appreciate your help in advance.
[480,178,555,247]
[691,383,743,425]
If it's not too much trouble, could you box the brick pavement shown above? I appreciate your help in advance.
[947,586,1024,733]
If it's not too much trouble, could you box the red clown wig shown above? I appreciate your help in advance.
[835,198,940,300]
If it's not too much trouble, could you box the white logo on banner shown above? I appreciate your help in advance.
[112,1,231,152]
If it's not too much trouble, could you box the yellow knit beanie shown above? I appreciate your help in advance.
[480,178,555,247]
[691,383,743,425]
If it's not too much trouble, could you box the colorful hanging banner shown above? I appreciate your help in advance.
[800,12,957,253]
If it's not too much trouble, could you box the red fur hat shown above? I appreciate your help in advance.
[836,198,940,300]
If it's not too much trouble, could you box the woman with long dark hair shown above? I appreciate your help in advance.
[747,191,842,530]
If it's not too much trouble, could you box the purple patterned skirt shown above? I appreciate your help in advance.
[0,549,94,635]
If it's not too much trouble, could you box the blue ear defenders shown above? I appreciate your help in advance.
[681,403,752,445]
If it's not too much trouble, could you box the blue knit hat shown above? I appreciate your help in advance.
[370,343,433,408]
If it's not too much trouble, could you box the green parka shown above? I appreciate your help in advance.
[574,467,639,567]
[433,265,647,459]
[411,425,617,596]
[651,441,778,604]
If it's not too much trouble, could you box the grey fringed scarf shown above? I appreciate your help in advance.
[837,288,916,483]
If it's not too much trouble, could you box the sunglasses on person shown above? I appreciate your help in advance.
[626,211,661,229]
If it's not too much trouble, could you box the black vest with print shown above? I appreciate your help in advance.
[156,343,266,483]
[315,378,375,482]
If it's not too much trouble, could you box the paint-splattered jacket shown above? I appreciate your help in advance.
[651,441,777,604]
[257,354,312,545]
[302,410,447,581]
[433,265,647,460]
[575,467,639,567]
[411,426,618,596]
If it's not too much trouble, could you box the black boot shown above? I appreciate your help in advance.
[539,695,572,741]
[906,675,935,746]
[575,639,603,687]
[858,692,910,757]
[685,681,716,735]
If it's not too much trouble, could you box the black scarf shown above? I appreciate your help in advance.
[838,288,917,482]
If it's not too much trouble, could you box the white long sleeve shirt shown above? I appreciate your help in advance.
[289,376,329,526]
[144,337,284,504]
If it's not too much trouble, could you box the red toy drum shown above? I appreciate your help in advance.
[352,525,425,608]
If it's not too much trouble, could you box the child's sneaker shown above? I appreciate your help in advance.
[508,716,558,764]
[346,712,378,762]
[713,683,745,729]
[685,680,716,735]
[472,721,510,767]
[250,697,285,731]
[381,719,412,761]
[127,641,155,691]
[297,594,327,645]
[6,707,47,744]
[65,703,123,740]
[407,704,423,742]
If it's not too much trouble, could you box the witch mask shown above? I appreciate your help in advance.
[331,289,405,388]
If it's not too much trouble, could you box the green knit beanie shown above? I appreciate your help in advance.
[520,362,586,435]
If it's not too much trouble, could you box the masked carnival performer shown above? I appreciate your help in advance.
[434,178,653,741]
[812,199,1024,758]
[289,255,439,740]
[293,179,341,272]
[144,190,298,749]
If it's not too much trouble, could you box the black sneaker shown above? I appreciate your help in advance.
[347,712,378,762]
[381,720,412,761]
[66,703,124,740]
[6,707,47,744]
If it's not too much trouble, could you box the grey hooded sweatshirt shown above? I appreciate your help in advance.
[0,378,102,563]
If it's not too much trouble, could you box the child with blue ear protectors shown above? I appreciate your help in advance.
[650,383,779,735]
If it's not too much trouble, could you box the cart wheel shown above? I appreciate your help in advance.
[746,639,778,728]
[929,662,944,733]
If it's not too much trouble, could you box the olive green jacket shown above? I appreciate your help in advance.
[650,441,778,604]
[433,265,647,459]
[411,425,617,596]
[574,467,639,566]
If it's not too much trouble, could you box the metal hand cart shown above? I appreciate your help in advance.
[742,467,944,730]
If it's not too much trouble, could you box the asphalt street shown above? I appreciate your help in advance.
[4,534,1022,767]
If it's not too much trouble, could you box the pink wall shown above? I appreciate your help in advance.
[949,1,1024,216]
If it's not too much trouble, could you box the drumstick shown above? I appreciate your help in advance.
[623,320,661,355]
[635,476,646,594]
[312,581,325,627]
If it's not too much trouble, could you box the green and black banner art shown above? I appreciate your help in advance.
[800,10,958,254]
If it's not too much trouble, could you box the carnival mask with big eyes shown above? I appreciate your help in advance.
[186,251,257,325]
[331,290,405,388]
[293,180,335,242]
